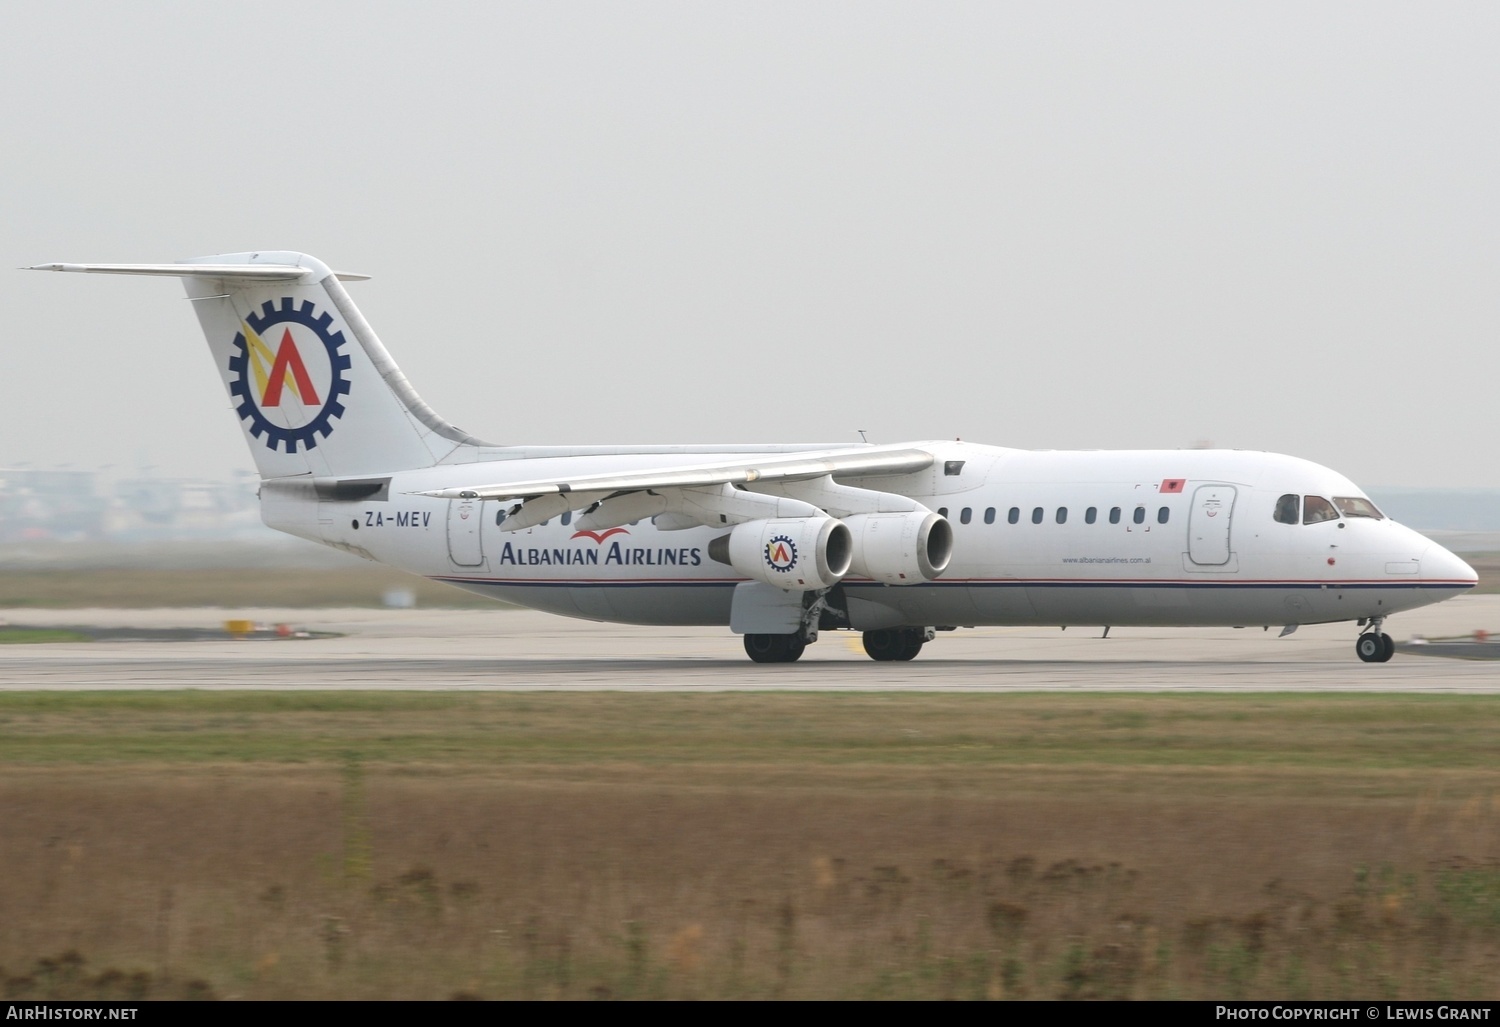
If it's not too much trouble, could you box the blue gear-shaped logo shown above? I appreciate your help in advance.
[227,297,353,453]
[765,534,798,573]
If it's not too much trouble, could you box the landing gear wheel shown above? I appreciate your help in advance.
[1356,632,1394,663]
[744,633,806,663]
[863,629,926,662]
[862,629,905,661]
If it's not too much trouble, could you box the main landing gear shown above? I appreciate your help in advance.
[1355,618,1394,663]
[743,627,937,663]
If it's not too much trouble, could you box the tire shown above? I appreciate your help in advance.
[744,633,782,663]
[1379,632,1395,663]
[1355,633,1383,663]
[744,633,805,663]
[862,629,906,661]
[864,629,926,661]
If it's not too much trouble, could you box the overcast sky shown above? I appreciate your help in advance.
[3,3,1497,487]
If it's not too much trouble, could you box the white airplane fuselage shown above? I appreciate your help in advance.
[264,442,1473,632]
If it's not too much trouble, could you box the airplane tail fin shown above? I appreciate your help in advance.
[30,251,492,479]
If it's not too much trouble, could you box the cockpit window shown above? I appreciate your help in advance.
[1303,496,1339,524]
[1333,496,1384,520]
[1274,494,1299,524]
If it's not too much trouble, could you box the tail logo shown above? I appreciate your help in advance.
[227,298,353,453]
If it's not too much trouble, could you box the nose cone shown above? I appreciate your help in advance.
[1422,543,1479,587]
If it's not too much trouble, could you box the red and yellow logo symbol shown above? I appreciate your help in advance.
[246,326,322,407]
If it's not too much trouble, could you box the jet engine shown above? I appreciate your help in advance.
[708,516,853,591]
[843,510,953,584]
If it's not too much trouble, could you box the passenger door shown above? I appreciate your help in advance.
[447,498,484,566]
[1187,485,1236,566]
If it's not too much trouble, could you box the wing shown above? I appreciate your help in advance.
[413,444,935,501]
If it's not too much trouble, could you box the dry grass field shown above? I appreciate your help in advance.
[1,692,1498,1000]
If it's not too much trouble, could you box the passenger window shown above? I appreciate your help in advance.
[561,510,572,526]
[1085,507,1097,524]
[1109,507,1121,524]
[1031,507,1044,524]
[960,507,972,525]
[938,507,948,519]
[944,460,965,476]
[1274,494,1300,525]
[496,510,507,526]
[1008,507,1020,524]
[1157,506,1169,524]
[1303,496,1339,524]
[984,507,996,525]
[1056,507,1067,524]
[1133,506,1145,525]
[1333,496,1384,520]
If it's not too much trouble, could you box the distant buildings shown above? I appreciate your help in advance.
[0,468,263,543]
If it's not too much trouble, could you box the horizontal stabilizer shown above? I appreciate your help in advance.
[25,263,370,282]
[415,445,936,501]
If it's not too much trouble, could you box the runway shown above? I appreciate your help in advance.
[1,594,1498,691]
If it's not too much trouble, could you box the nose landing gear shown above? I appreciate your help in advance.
[1355,618,1394,663]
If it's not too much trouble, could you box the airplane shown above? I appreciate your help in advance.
[27,251,1478,663]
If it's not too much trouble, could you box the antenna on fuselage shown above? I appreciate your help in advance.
[857,429,870,444]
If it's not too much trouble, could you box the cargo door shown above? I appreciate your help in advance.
[1187,485,1235,566]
